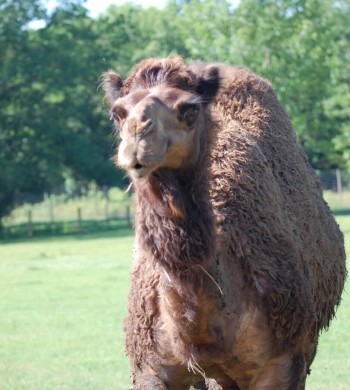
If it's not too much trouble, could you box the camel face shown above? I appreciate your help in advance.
[112,86,204,179]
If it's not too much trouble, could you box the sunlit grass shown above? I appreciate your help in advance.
[0,232,133,390]
[0,217,349,389]
[324,190,350,211]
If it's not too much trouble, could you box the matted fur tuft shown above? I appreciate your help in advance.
[120,57,197,96]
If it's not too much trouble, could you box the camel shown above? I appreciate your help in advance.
[102,57,346,390]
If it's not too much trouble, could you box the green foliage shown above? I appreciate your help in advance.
[1,0,350,222]
[171,0,235,60]
[0,1,120,222]
[172,0,350,170]
[0,0,45,220]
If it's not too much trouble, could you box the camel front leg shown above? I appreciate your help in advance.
[132,363,198,390]
[249,354,307,390]
[133,373,167,390]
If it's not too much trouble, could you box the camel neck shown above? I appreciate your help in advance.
[133,168,231,356]
[134,166,216,275]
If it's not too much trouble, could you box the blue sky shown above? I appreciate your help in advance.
[29,0,240,28]
[86,0,166,16]
[48,1,240,17]
[28,0,166,28]
[44,0,166,17]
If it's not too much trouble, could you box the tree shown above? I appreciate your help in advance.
[171,0,349,170]
[0,0,188,225]
[94,3,188,77]
[232,0,347,169]
[1,0,349,227]
[0,1,121,225]
[169,0,235,61]
[0,0,46,223]
[324,0,350,169]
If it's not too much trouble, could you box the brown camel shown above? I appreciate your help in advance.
[102,57,346,390]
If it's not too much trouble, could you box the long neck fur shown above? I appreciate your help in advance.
[133,156,227,360]
[134,158,216,276]
[132,126,236,363]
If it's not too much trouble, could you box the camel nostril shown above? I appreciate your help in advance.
[134,163,143,170]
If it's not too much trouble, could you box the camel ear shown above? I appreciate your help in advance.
[196,66,220,103]
[101,70,123,106]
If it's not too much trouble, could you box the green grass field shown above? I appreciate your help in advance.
[0,231,133,390]
[0,219,349,389]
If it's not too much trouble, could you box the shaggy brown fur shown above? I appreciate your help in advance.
[102,57,346,390]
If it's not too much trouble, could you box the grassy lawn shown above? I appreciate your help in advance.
[0,218,349,389]
[307,215,350,390]
[0,230,133,390]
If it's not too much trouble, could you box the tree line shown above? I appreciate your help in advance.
[1,0,349,224]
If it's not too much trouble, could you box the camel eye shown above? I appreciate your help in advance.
[111,104,128,123]
[178,103,200,127]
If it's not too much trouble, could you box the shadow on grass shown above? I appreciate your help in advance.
[333,209,350,216]
[0,218,134,244]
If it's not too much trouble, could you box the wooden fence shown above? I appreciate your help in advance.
[1,186,135,240]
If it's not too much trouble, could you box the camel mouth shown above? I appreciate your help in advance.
[129,163,155,179]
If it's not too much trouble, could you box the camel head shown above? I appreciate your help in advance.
[102,58,220,179]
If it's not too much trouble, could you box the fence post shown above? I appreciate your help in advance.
[28,210,33,238]
[77,207,83,234]
[336,169,342,193]
[336,169,343,205]
[93,187,98,218]
[44,192,54,232]
[105,198,110,223]
[126,205,132,228]
[49,195,54,224]
[103,187,110,224]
